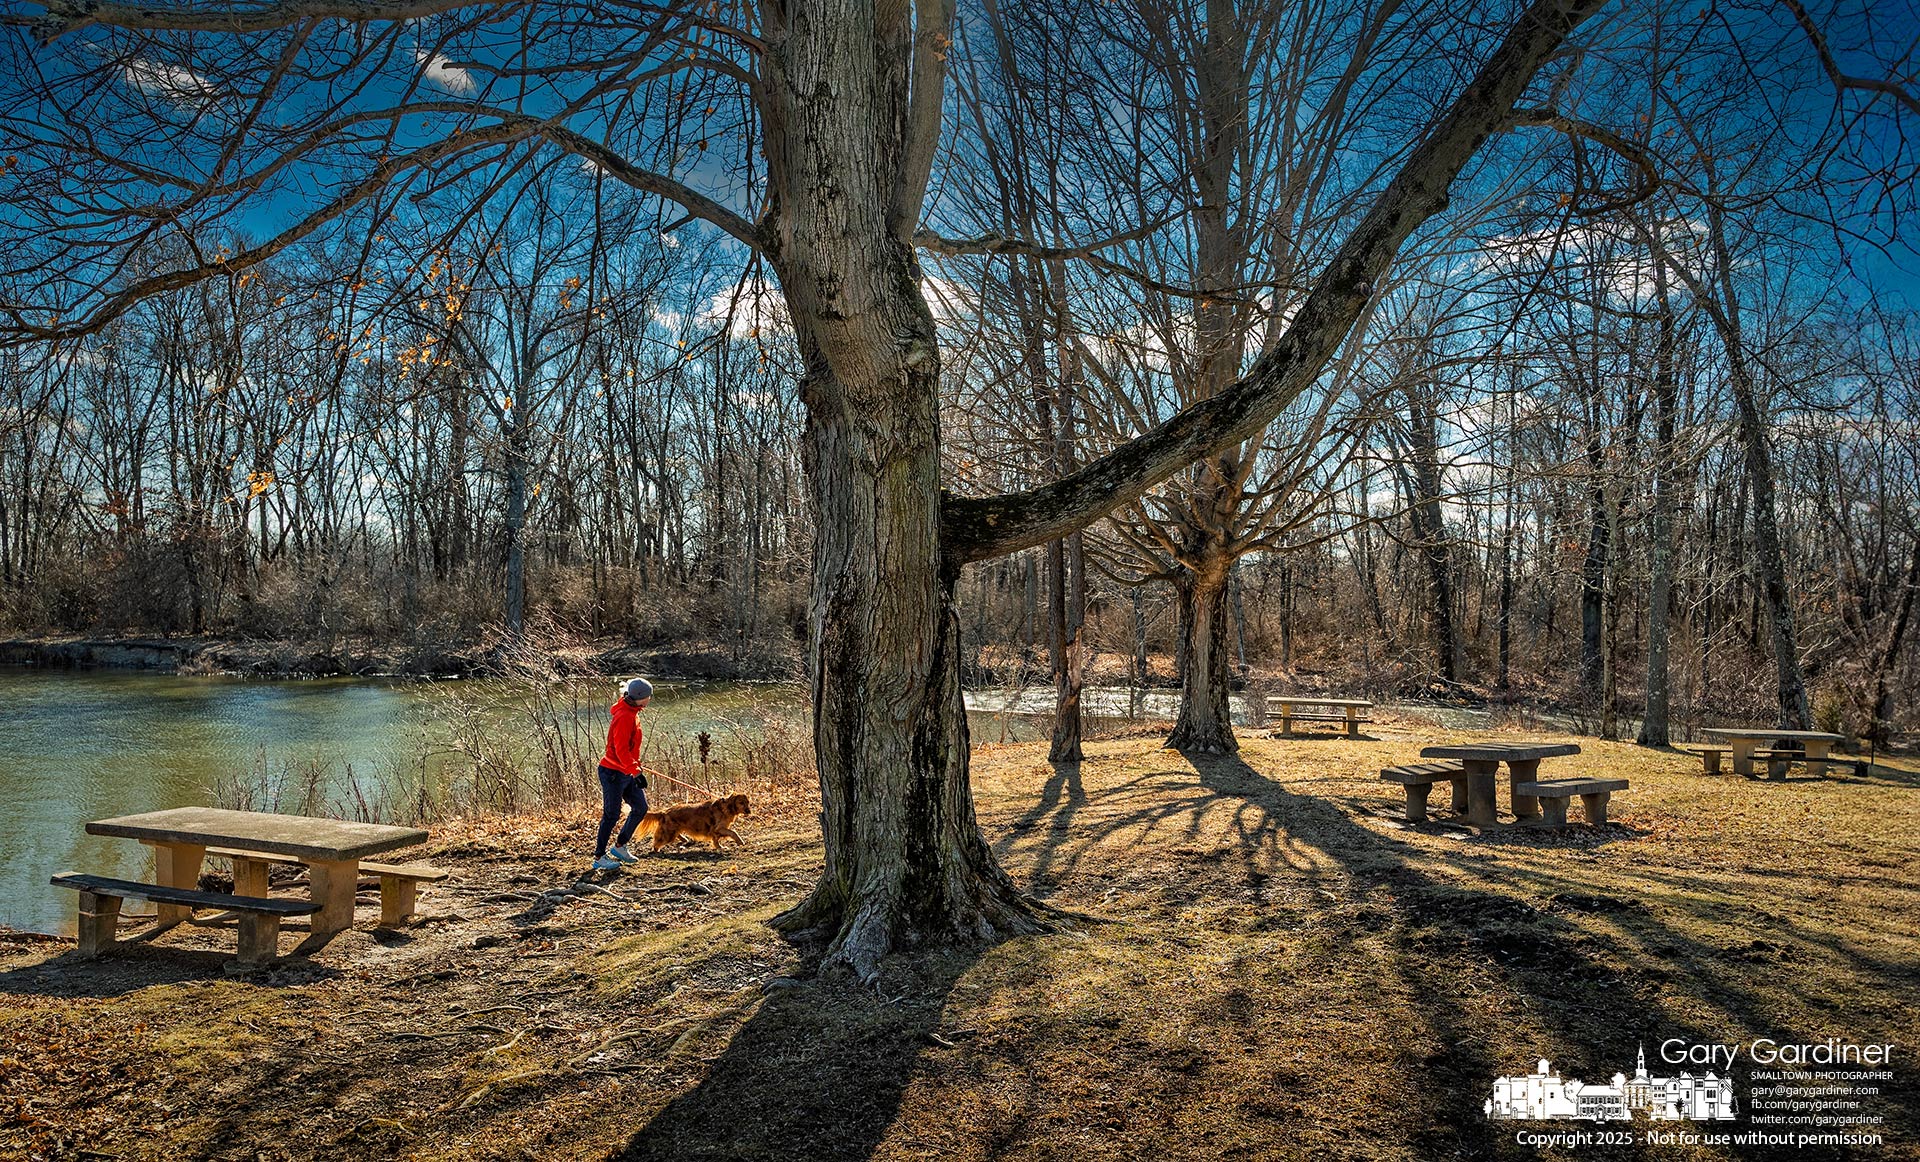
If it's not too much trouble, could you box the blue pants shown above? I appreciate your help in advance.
[597,765,649,856]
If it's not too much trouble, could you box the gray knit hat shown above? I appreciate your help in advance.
[621,676,654,701]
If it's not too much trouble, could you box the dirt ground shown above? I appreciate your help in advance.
[3,721,1917,1162]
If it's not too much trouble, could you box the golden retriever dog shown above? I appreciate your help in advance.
[635,793,752,852]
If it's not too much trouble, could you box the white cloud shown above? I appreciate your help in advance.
[919,273,974,323]
[120,59,217,104]
[415,50,476,95]
[1476,219,1707,306]
[697,274,791,340]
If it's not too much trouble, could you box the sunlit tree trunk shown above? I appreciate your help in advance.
[1638,293,1679,746]
[1166,551,1236,753]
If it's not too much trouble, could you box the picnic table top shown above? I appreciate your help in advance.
[1419,742,1581,762]
[86,807,428,863]
[1267,696,1373,708]
[1699,728,1845,742]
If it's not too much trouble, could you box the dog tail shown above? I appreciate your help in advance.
[634,811,665,838]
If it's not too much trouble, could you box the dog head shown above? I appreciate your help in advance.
[727,793,752,817]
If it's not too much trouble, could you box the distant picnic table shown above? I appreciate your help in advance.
[1266,696,1373,738]
[1698,728,1846,779]
[59,807,438,965]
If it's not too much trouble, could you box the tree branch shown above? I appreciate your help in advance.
[539,123,760,249]
[913,218,1166,262]
[1509,106,1664,213]
[1778,0,1920,119]
[1,121,532,344]
[891,0,955,241]
[941,0,1609,564]
[21,0,509,40]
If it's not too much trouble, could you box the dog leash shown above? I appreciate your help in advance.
[640,764,723,799]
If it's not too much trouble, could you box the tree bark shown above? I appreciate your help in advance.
[759,1,1047,980]
[1638,296,1679,746]
[1047,258,1086,762]
[1048,532,1085,762]
[770,311,1046,980]
[1580,430,1609,707]
[1131,586,1149,719]
[1166,556,1236,753]
[1867,534,1920,748]
[1404,388,1460,683]
[502,416,528,641]
[1637,205,1810,728]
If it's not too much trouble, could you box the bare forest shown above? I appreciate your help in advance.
[3,1,1914,747]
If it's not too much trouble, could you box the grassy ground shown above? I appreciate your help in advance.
[2,720,1916,1161]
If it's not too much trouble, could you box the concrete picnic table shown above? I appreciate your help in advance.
[1699,728,1845,779]
[86,807,428,939]
[1417,742,1582,826]
[1266,696,1373,738]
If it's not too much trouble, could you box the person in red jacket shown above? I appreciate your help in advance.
[593,677,653,869]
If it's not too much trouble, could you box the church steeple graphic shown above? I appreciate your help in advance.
[1636,1043,1648,1079]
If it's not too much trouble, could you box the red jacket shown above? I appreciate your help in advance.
[600,700,642,775]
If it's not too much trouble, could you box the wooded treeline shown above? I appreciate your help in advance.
[2,0,1915,746]
[0,183,814,664]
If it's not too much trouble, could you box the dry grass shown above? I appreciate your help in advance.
[2,724,1916,1161]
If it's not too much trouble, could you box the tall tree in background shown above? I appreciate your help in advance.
[1051,0,1398,753]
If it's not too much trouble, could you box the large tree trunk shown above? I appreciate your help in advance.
[1404,390,1460,683]
[1047,258,1087,763]
[1867,535,1920,748]
[759,11,1046,979]
[772,346,1046,980]
[1048,532,1085,762]
[1638,297,1679,746]
[770,317,1045,978]
[1579,438,1609,707]
[1166,555,1236,753]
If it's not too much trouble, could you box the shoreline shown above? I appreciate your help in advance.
[0,634,802,682]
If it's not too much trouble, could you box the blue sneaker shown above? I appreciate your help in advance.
[609,845,640,863]
[592,855,622,870]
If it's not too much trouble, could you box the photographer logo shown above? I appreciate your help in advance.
[1487,1045,1738,1122]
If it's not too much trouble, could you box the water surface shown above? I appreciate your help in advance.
[0,668,803,934]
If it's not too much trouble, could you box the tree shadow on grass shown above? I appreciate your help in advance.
[1822,760,1920,788]
[1167,750,1916,1159]
[994,760,1088,893]
[614,946,980,1161]
[0,922,346,998]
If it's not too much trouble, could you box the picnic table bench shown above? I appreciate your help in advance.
[1513,777,1628,826]
[1415,742,1585,826]
[1378,761,1469,822]
[1688,746,1728,775]
[84,807,431,941]
[1699,729,1845,779]
[206,846,448,927]
[51,872,319,966]
[1267,696,1373,738]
